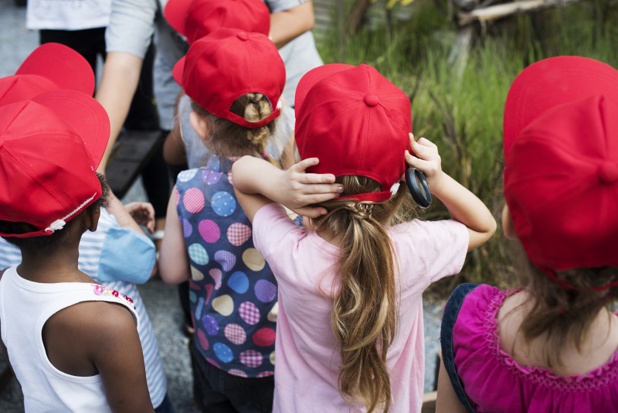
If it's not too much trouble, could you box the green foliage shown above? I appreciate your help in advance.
[316,0,618,296]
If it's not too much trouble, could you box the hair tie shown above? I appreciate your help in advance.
[352,203,374,220]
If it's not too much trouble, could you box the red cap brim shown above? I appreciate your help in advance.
[31,90,110,169]
[172,55,186,88]
[504,56,618,158]
[16,43,95,96]
[164,0,192,37]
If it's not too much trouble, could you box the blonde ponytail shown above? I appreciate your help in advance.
[314,176,407,412]
[190,93,278,162]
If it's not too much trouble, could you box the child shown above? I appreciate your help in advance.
[158,27,286,412]
[0,92,153,411]
[0,44,172,411]
[436,56,618,412]
[161,0,293,170]
[231,63,497,412]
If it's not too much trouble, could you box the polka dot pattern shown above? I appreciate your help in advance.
[239,302,260,325]
[178,169,198,182]
[252,328,276,347]
[227,271,249,294]
[202,315,219,336]
[254,280,277,303]
[182,217,193,237]
[242,248,265,271]
[202,169,222,185]
[183,187,205,213]
[213,343,233,363]
[214,250,236,272]
[209,269,222,290]
[176,162,276,378]
[212,295,234,316]
[199,219,220,243]
[188,243,209,265]
[228,369,248,378]
[240,350,263,368]
[224,324,246,345]
[211,191,236,217]
[227,223,251,246]
[191,266,204,282]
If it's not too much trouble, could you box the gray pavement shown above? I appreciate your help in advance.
[0,1,444,410]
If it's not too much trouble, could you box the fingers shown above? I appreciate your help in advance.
[290,158,337,183]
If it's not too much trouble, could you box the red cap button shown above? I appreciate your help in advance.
[364,95,379,107]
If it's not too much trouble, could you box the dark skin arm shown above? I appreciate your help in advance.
[43,300,153,412]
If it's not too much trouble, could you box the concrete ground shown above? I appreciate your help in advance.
[0,1,445,411]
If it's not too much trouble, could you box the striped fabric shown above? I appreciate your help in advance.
[0,209,167,408]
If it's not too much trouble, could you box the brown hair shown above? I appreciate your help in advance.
[512,241,618,369]
[312,176,408,412]
[191,93,278,162]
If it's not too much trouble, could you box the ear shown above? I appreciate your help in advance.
[501,204,517,240]
[190,110,209,140]
[85,205,101,233]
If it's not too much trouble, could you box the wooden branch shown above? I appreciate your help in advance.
[457,0,579,26]
[347,0,372,35]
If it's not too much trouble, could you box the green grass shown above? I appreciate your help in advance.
[315,0,618,295]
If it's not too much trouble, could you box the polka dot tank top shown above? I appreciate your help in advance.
[176,157,277,378]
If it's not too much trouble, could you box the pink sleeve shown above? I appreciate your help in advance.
[392,219,469,289]
[252,203,300,263]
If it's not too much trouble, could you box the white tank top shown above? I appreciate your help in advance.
[26,0,111,31]
[0,267,139,412]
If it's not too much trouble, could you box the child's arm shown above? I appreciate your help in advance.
[163,90,189,166]
[233,156,342,222]
[436,360,468,413]
[158,187,190,284]
[406,134,496,251]
[88,303,154,412]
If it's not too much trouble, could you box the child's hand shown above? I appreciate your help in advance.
[277,158,343,218]
[404,133,444,188]
[124,202,155,233]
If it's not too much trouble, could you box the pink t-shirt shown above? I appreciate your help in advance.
[453,284,618,412]
[253,203,469,412]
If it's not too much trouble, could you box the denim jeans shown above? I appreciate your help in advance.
[440,283,479,413]
[190,341,274,413]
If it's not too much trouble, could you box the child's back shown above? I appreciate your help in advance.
[0,93,153,411]
[158,27,287,411]
[437,56,618,413]
[233,63,496,412]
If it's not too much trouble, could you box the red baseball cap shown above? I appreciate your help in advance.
[0,43,94,105]
[173,28,285,129]
[503,56,618,281]
[164,0,270,44]
[0,90,110,238]
[294,64,412,203]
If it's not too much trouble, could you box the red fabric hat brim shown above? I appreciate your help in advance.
[165,0,270,44]
[164,0,192,38]
[173,28,285,129]
[14,43,94,97]
[0,92,109,238]
[31,90,110,169]
[504,56,618,158]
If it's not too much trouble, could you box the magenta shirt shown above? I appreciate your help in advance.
[453,284,618,412]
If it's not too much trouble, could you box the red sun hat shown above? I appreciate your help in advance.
[0,90,110,238]
[503,56,618,281]
[0,42,94,105]
[173,28,285,129]
[294,64,412,203]
[164,0,270,45]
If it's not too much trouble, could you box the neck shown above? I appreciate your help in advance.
[17,241,89,284]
